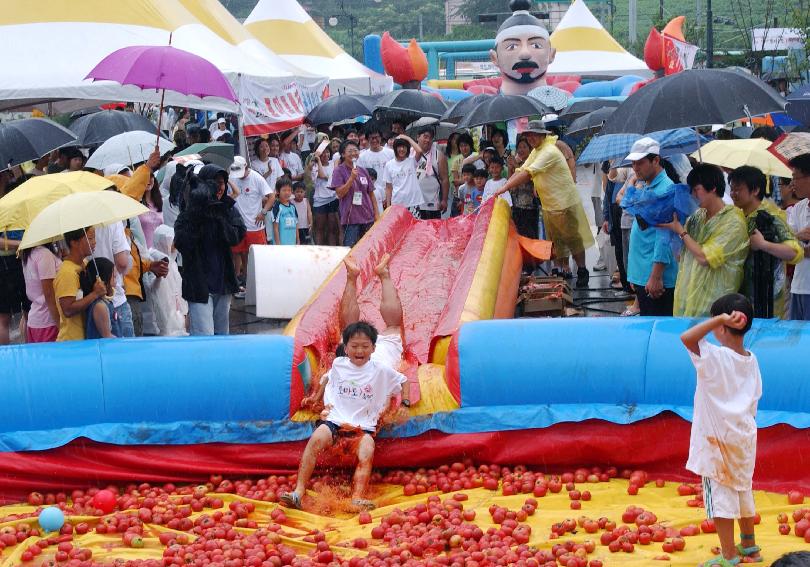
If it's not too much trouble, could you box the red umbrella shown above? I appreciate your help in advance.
[85,43,237,146]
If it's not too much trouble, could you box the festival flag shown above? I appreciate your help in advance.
[664,35,699,75]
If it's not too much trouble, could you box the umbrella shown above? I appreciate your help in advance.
[577,128,708,165]
[787,85,810,126]
[373,89,448,121]
[456,95,551,129]
[692,139,792,177]
[86,44,237,145]
[440,94,492,123]
[86,131,175,171]
[68,110,158,147]
[0,172,113,231]
[768,132,810,163]
[306,94,376,126]
[559,98,621,123]
[0,118,77,170]
[527,85,571,112]
[20,191,148,250]
[566,107,616,137]
[405,117,458,141]
[602,69,786,135]
[174,142,235,170]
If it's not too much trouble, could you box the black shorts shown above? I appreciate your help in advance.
[0,255,31,315]
[313,200,339,215]
[418,209,442,220]
[316,420,374,444]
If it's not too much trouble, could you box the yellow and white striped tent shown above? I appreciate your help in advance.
[0,0,311,113]
[244,0,392,96]
[549,0,651,76]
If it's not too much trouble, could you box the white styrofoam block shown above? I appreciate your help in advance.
[245,245,351,319]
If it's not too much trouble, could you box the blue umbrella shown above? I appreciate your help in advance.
[577,128,708,165]
[787,85,810,126]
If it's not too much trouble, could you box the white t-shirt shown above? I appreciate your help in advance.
[93,222,131,308]
[251,157,282,194]
[788,198,810,294]
[358,147,395,210]
[416,145,443,212]
[382,157,424,208]
[483,178,511,206]
[685,339,762,490]
[323,357,407,431]
[311,161,336,207]
[231,170,274,232]
[280,151,304,178]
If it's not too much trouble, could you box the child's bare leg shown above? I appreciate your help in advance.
[375,254,402,329]
[290,425,333,498]
[340,258,361,327]
[714,517,738,560]
[351,434,375,502]
[738,517,760,559]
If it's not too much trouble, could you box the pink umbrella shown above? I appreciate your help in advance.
[85,44,237,145]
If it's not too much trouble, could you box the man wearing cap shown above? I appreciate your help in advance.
[495,120,595,287]
[212,117,230,141]
[228,156,275,295]
[624,137,679,316]
[490,0,556,96]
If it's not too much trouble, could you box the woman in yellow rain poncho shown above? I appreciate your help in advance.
[660,164,749,317]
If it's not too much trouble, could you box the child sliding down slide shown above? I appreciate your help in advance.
[280,254,412,511]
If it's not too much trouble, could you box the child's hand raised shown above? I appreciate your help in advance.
[722,310,748,330]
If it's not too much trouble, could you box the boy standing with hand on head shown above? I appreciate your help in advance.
[680,293,763,567]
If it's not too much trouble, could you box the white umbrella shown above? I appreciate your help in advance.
[86,131,174,171]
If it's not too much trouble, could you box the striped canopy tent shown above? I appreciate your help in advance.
[244,0,392,96]
[0,0,307,114]
[549,0,652,76]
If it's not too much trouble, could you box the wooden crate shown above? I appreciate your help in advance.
[519,276,573,317]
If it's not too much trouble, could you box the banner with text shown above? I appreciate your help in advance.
[239,77,328,137]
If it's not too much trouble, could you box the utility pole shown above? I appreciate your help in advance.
[659,0,664,21]
[706,0,714,67]
[629,0,637,43]
[418,12,424,41]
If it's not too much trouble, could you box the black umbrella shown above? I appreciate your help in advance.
[787,84,810,126]
[559,98,621,123]
[456,95,551,129]
[373,89,448,121]
[602,69,786,135]
[0,118,77,170]
[440,94,492,123]
[306,94,377,126]
[566,107,617,136]
[68,110,158,147]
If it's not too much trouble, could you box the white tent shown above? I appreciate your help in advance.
[244,0,392,96]
[549,0,651,76]
[0,0,317,123]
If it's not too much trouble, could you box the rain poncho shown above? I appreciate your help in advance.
[740,200,804,319]
[517,136,594,257]
[673,205,750,317]
[621,182,698,257]
[143,225,188,336]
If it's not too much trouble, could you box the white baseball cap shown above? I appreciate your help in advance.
[217,117,226,125]
[229,155,247,178]
[625,137,661,162]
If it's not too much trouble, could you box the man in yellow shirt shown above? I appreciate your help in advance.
[495,120,595,287]
[54,227,106,341]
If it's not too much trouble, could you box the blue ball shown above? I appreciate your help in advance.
[38,506,65,532]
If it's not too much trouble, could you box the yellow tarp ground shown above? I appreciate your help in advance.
[1,479,806,566]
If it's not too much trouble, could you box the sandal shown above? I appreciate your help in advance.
[351,498,376,510]
[736,544,762,563]
[621,307,640,317]
[700,555,740,567]
[279,491,302,510]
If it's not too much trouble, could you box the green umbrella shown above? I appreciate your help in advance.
[174,142,234,169]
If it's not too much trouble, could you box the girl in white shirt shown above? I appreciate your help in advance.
[309,147,340,246]
[250,138,282,194]
[382,135,423,212]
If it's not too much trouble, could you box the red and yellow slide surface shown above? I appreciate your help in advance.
[284,200,524,417]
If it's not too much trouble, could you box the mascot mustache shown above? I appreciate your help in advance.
[508,60,546,84]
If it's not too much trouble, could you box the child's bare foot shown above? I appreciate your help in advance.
[374,253,391,279]
[344,257,360,280]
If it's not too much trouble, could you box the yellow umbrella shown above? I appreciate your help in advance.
[692,138,793,177]
[19,191,147,250]
[0,172,113,231]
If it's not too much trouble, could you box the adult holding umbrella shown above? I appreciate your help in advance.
[493,120,595,286]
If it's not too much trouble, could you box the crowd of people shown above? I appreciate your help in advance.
[1,108,810,346]
[598,129,810,322]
